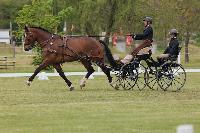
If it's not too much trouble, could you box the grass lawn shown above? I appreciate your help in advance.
[0,73,199,133]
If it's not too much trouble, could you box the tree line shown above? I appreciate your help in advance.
[1,0,200,63]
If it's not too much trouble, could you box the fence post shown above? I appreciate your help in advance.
[22,35,25,52]
[178,52,181,64]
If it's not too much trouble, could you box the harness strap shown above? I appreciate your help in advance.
[62,36,80,60]
[40,34,54,48]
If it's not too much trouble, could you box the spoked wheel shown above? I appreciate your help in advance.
[135,63,147,91]
[110,70,122,90]
[158,63,186,91]
[156,67,172,90]
[144,66,160,90]
[119,62,138,90]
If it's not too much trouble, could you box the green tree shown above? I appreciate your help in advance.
[148,0,179,45]
[15,0,73,67]
[0,0,31,28]
[176,0,200,63]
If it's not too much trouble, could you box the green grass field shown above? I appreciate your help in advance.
[0,43,200,133]
[0,73,200,133]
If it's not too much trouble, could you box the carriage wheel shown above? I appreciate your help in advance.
[110,70,123,90]
[156,67,172,90]
[157,63,186,91]
[135,63,147,91]
[119,62,138,90]
[169,64,186,91]
[144,67,160,90]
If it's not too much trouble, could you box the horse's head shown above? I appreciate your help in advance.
[24,26,37,51]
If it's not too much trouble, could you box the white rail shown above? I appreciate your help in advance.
[0,69,200,78]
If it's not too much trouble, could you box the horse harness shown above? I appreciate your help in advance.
[38,34,105,66]
[42,35,81,63]
[59,36,80,62]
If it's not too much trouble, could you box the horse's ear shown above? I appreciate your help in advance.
[24,25,29,32]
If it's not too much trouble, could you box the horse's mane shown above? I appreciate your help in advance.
[29,26,52,34]
[29,26,62,38]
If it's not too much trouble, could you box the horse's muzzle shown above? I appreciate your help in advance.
[24,45,32,51]
[24,48,30,51]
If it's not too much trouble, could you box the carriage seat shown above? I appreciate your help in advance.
[168,47,182,62]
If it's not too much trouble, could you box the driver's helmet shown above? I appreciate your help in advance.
[143,16,153,24]
[169,29,179,35]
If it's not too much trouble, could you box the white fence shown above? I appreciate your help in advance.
[0,69,200,78]
[0,29,10,44]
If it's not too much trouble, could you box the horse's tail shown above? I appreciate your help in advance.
[99,40,118,68]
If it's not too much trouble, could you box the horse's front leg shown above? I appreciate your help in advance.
[26,63,48,86]
[53,64,74,91]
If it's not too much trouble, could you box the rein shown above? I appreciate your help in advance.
[65,35,108,38]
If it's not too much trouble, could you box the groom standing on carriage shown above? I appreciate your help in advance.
[121,16,153,63]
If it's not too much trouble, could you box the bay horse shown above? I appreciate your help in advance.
[24,26,118,91]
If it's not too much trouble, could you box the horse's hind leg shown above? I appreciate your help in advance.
[53,64,74,91]
[98,62,120,90]
[98,61,112,83]
[80,60,95,89]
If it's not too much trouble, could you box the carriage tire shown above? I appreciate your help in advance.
[157,63,186,92]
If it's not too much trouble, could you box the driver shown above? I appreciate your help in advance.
[121,16,153,64]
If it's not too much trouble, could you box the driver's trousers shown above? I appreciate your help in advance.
[131,39,152,56]
[121,39,152,64]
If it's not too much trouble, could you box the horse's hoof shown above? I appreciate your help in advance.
[80,78,86,89]
[26,81,31,86]
[69,85,74,91]
[80,84,85,89]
